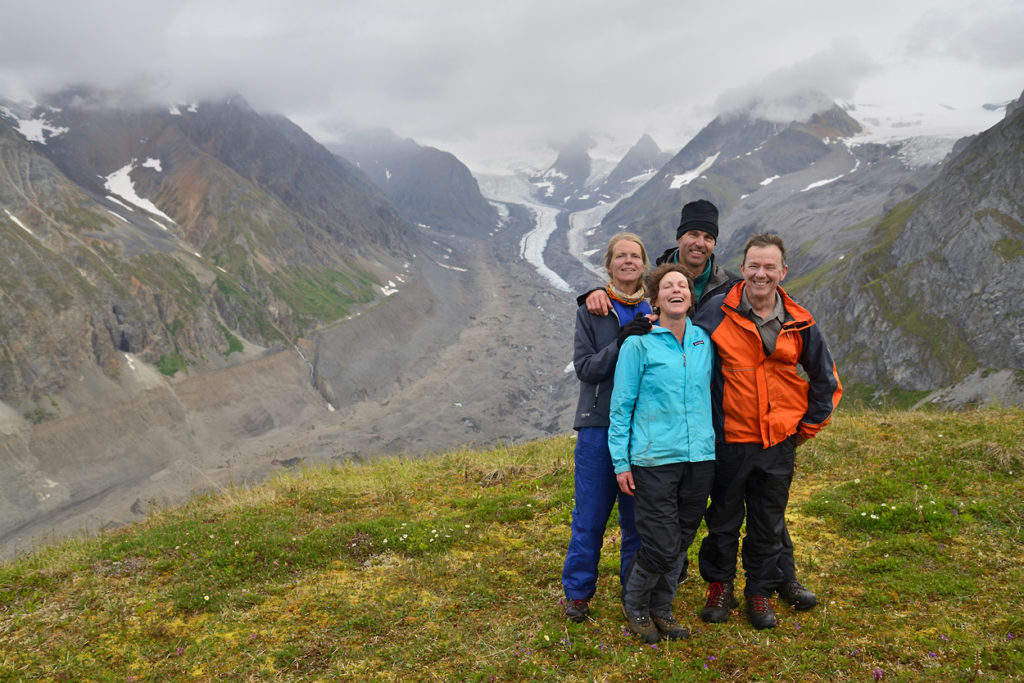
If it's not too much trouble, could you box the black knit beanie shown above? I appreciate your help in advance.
[676,199,719,240]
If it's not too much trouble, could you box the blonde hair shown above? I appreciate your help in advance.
[603,232,650,288]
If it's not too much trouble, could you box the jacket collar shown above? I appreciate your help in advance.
[723,281,814,326]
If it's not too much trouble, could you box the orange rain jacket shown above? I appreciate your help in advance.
[694,281,843,449]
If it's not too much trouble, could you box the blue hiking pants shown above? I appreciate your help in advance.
[562,427,641,600]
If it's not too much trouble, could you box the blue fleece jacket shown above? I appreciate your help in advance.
[608,322,716,474]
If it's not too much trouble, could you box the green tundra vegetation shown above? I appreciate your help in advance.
[1,408,1021,681]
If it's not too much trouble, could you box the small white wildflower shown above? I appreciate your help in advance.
[861,512,867,516]
[854,478,861,484]
[204,595,210,601]
[870,514,879,519]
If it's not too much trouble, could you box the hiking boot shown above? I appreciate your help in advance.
[701,581,739,623]
[746,594,777,630]
[622,605,661,644]
[564,598,590,623]
[650,612,690,640]
[778,580,818,610]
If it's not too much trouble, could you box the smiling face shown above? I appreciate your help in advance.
[607,238,646,293]
[653,269,693,320]
[741,244,787,303]
[676,229,716,274]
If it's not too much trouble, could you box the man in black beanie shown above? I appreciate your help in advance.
[582,199,732,315]
[578,198,819,620]
[651,199,733,307]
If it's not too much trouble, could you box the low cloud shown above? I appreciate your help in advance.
[712,41,876,123]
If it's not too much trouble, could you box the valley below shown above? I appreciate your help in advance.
[0,192,603,560]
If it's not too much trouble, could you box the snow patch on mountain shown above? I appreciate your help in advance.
[103,160,176,226]
[4,208,34,235]
[9,114,68,145]
[670,153,719,188]
[802,174,845,192]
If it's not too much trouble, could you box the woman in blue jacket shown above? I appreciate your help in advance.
[562,232,653,624]
[609,263,716,643]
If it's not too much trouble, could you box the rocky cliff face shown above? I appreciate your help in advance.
[0,88,417,410]
[594,134,674,200]
[332,128,498,237]
[801,90,1024,401]
[597,104,872,262]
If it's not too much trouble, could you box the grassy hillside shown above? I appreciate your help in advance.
[1,409,1022,681]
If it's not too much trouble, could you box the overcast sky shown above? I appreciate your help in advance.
[2,0,1023,172]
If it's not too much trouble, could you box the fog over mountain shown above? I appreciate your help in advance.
[2,1,1023,171]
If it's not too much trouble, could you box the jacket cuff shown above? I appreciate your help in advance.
[796,422,819,440]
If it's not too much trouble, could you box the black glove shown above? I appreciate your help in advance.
[616,314,652,347]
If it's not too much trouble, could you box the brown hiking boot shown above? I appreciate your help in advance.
[651,612,690,640]
[701,581,739,623]
[622,605,660,644]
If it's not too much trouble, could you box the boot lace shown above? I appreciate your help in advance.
[750,594,773,613]
[705,582,730,608]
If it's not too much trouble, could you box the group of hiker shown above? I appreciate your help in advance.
[562,199,843,642]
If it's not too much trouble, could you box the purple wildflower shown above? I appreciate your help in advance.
[873,667,884,681]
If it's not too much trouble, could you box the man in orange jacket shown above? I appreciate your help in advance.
[694,233,842,630]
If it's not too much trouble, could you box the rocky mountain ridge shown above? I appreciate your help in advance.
[0,88,417,408]
[801,91,1024,405]
[332,128,498,237]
